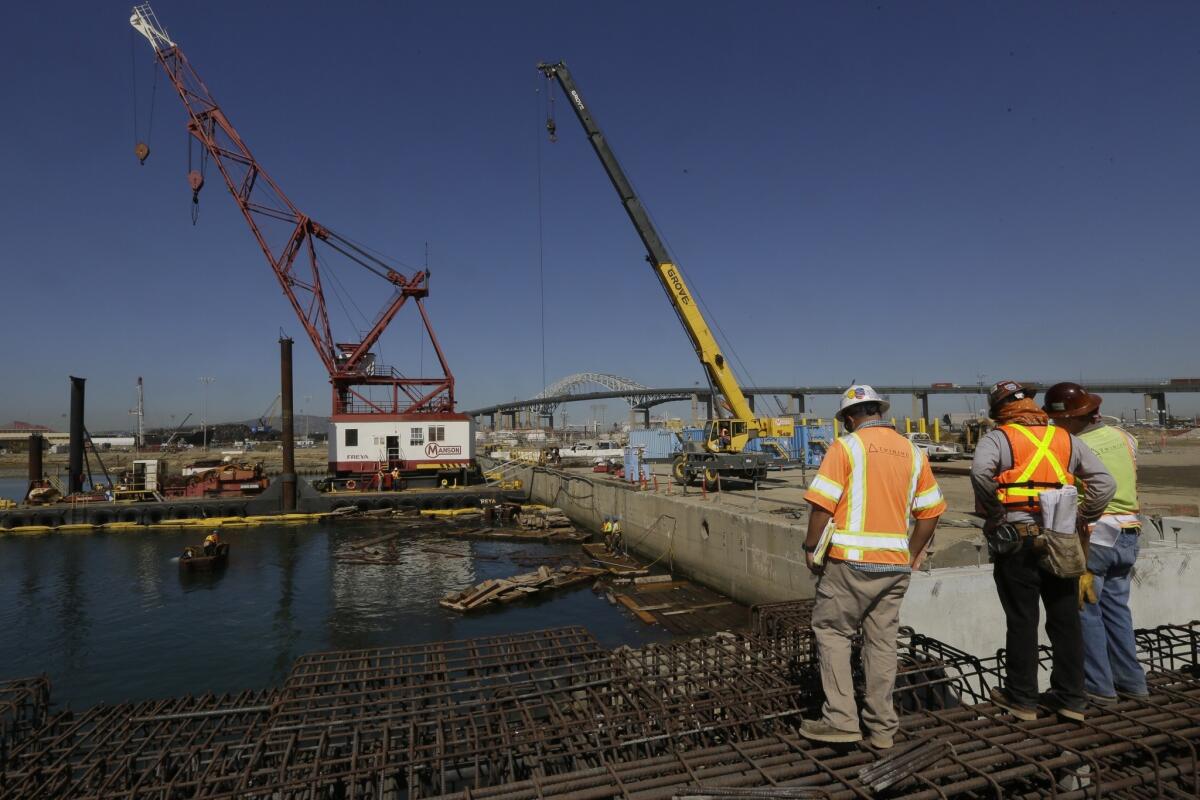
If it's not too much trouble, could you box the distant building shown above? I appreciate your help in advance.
[91,437,137,449]
[0,423,67,451]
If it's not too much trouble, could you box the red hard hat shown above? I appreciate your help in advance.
[987,380,1037,414]
[1042,382,1102,419]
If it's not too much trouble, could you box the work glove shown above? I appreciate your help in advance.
[1078,572,1098,610]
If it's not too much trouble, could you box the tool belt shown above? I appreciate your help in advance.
[985,522,1034,558]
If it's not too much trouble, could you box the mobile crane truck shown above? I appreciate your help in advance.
[538,62,794,491]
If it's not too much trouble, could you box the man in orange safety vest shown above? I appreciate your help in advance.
[800,385,946,750]
[971,380,1114,722]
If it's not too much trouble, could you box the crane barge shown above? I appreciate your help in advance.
[130,4,475,488]
[537,62,793,489]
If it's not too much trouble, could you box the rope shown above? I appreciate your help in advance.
[534,77,548,394]
[129,29,138,144]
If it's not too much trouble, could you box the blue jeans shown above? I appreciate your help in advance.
[1081,531,1148,697]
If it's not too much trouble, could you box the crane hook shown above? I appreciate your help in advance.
[135,141,150,164]
[545,117,557,143]
[188,169,204,225]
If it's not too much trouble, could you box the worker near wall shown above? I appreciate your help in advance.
[800,385,945,749]
[971,380,1114,722]
[1042,382,1149,704]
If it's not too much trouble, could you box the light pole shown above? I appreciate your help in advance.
[199,376,215,450]
[303,395,312,443]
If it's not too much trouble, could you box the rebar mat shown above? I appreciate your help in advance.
[0,618,1195,799]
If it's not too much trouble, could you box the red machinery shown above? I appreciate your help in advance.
[130,5,474,482]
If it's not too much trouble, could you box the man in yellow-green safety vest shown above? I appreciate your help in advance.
[1043,382,1148,705]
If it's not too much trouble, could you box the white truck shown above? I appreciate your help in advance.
[906,432,962,462]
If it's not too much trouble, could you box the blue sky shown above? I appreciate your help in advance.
[1,1,1198,429]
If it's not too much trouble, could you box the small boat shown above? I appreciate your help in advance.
[180,542,230,571]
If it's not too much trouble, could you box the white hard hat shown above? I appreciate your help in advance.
[835,385,890,422]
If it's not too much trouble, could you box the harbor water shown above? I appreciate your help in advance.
[0,512,671,709]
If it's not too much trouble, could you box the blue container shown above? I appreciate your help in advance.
[628,428,684,461]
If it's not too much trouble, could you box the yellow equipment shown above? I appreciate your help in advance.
[538,62,792,490]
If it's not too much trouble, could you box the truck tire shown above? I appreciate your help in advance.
[672,456,692,486]
[702,466,720,493]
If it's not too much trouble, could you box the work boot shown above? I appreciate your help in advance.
[1086,691,1118,708]
[866,732,894,750]
[1039,691,1085,721]
[1116,688,1150,701]
[800,718,862,743]
[989,688,1037,721]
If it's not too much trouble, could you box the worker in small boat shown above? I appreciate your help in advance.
[203,531,220,556]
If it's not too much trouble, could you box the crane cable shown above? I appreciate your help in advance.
[130,30,158,164]
[535,73,550,394]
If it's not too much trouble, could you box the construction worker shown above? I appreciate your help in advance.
[801,385,945,749]
[203,531,220,556]
[1043,382,1148,704]
[718,427,731,449]
[971,380,1114,722]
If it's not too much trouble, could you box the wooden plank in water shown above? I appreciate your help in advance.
[615,594,658,625]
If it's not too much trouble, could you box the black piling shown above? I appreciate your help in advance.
[68,377,85,494]
[279,337,296,512]
[27,433,43,484]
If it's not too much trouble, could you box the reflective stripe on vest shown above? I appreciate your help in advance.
[826,432,920,566]
[1079,425,1139,517]
[995,424,1075,513]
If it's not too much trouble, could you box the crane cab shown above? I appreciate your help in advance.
[704,419,750,453]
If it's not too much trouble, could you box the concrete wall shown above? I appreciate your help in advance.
[528,467,818,607]
[903,538,1200,660]
[525,465,1200,651]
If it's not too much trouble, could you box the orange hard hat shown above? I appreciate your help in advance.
[1042,382,1102,419]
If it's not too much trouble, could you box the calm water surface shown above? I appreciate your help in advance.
[0,519,670,709]
[0,477,25,502]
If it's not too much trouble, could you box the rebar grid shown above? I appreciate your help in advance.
[1136,620,1200,678]
[1,621,1196,800]
[422,679,1200,800]
[0,677,49,769]
[0,688,277,800]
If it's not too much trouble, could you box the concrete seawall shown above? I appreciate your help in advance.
[528,465,817,606]
[524,464,1200,656]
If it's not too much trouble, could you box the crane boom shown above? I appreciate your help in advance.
[537,62,758,424]
[537,62,792,487]
[130,4,455,417]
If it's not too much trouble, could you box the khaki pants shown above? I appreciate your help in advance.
[812,560,909,738]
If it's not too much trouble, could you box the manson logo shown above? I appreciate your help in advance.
[665,267,691,305]
[425,442,463,458]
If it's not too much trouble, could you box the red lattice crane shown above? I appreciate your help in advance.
[131,4,474,480]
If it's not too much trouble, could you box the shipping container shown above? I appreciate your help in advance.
[628,428,683,461]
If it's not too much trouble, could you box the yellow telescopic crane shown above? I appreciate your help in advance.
[538,62,793,490]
